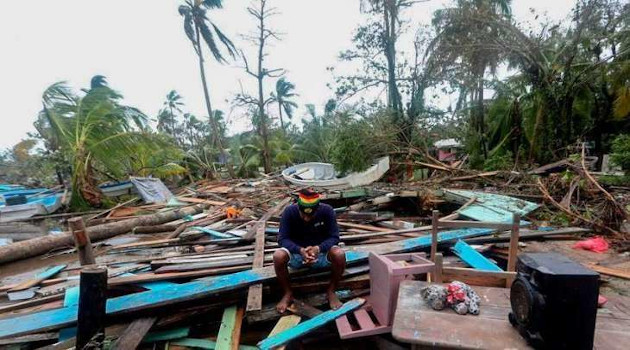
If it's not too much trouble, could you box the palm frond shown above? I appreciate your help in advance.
[198,20,224,62]
[201,0,223,9]
[210,23,237,58]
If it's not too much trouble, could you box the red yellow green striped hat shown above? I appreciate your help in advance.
[297,189,320,214]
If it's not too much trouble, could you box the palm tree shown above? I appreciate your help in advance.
[39,78,149,209]
[428,0,513,160]
[164,90,184,134]
[157,108,176,136]
[179,0,237,178]
[271,77,298,133]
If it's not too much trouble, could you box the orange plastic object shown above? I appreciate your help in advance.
[226,207,240,219]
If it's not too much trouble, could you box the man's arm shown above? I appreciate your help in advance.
[318,206,340,253]
[278,207,302,254]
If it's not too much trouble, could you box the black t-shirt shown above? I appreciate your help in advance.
[278,203,340,254]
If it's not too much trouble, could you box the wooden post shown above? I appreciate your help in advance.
[506,213,520,287]
[68,217,96,266]
[430,210,439,262]
[433,253,443,284]
[76,268,107,350]
[246,222,266,312]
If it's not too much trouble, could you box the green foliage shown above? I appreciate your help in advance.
[598,175,630,187]
[611,134,630,173]
[36,77,184,209]
[483,150,513,171]
[331,119,372,174]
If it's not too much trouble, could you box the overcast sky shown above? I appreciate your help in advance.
[0,0,575,150]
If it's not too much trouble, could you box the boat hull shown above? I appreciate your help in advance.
[281,157,390,190]
[0,195,62,223]
[99,181,135,197]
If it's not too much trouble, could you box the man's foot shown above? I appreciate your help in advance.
[276,292,293,313]
[327,290,342,309]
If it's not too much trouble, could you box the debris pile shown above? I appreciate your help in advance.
[0,171,627,349]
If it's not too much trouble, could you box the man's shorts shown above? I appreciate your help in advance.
[279,247,332,269]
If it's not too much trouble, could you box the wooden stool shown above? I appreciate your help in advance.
[336,252,435,339]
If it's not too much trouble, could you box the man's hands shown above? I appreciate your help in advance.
[299,246,321,265]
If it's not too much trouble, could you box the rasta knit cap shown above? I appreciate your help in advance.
[297,189,320,214]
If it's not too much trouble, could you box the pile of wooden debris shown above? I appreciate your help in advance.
[0,175,627,349]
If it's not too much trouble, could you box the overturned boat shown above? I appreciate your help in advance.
[282,157,390,190]
[0,194,63,223]
[99,180,135,197]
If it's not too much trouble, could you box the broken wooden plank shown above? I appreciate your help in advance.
[247,289,368,324]
[464,227,590,244]
[242,197,291,241]
[451,240,502,272]
[338,222,392,232]
[111,317,157,350]
[0,333,58,345]
[246,222,267,313]
[9,265,66,292]
[0,294,64,313]
[266,315,302,350]
[586,264,630,280]
[439,220,514,230]
[245,197,292,313]
[176,197,226,206]
[216,305,244,350]
[257,298,365,350]
[287,300,322,319]
[142,327,190,343]
[169,338,258,350]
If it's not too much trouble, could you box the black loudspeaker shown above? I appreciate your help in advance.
[509,253,599,349]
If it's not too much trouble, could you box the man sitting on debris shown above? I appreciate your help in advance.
[273,189,346,313]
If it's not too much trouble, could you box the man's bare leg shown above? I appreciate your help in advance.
[273,249,293,313]
[327,246,346,309]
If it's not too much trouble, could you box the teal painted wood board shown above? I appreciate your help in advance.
[257,298,365,350]
[452,240,502,272]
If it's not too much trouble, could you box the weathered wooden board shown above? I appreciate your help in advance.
[216,305,244,350]
[257,298,365,350]
[9,265,66,292]
[111,317,157,350]
[451,240,502,272]
[266,315,302,350]
[392,280,630,349]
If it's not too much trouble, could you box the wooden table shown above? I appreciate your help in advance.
[392,280,630,349]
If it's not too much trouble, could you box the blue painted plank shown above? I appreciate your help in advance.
[451,240,502,272]
[63,274,177,307]
[257,298,365,350]
[169,339,258,350]
[58,273,179,340]
[36,265,66,280]
[192,226,237,239]
[58,327,76,341]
